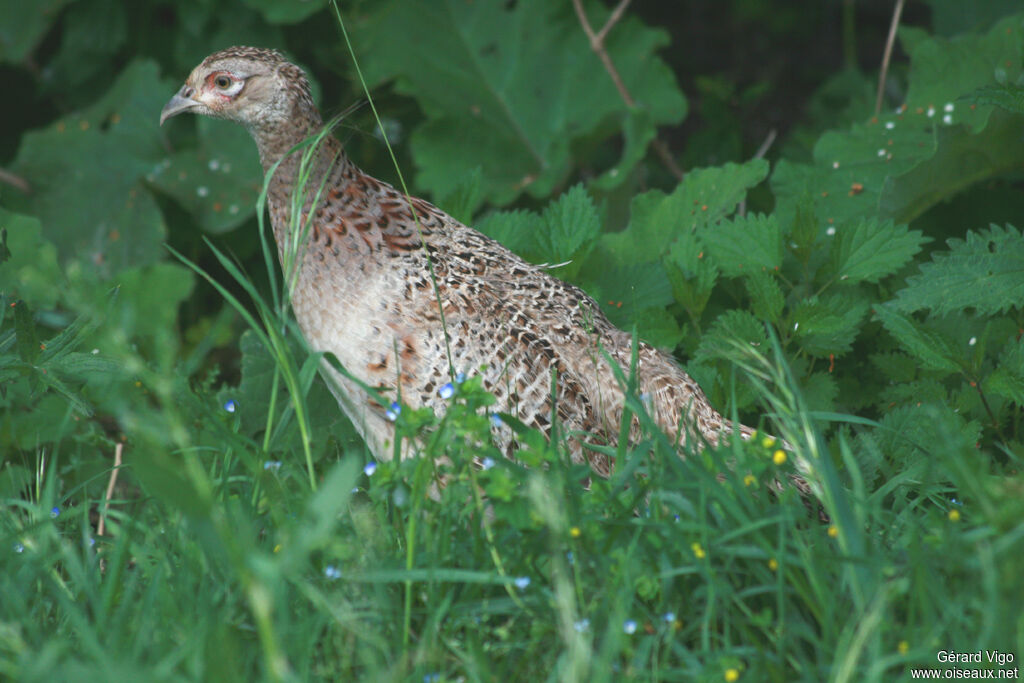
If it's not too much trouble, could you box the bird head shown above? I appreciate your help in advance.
[160,46,317,133]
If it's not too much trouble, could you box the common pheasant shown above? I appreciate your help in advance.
[160,47,788,484]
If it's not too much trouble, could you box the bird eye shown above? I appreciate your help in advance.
[214,75,232,89]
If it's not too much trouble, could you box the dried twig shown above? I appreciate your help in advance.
[571,0,684,180]
[0,167,31,194]
[97,442,123,540]
[875,0,906,115]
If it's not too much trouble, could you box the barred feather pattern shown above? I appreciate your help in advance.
[168,47,816,494]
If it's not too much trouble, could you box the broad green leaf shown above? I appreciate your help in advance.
[962,83,1024,114]
[240,0,326,24]
[357,0,686,204]
[10,60,171,272]
[439,166,484,224]
[892,224,1024,316]
[603,160,769,265]
[790,294,869,358]
[701,213,782,277]
[587,262,673,330]
[0,0,71,63]
[149,117,263,233]
[773,15,1024,228]
[827,218,927,284]
[0,209,62,310]
[874,305,962,374]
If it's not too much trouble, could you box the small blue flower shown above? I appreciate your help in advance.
[223,399,237,413]
[623,619,637,634]
[324,565,341,580]
[363,461,377,477]
[455,372,466,384]
[263,460,282,472]
[385,402,401,421]
[566,551,575,565]
[439,383,454,399]
[481,457,496,470]
[423,675,441,683]
[950,497,963,506]
[573,618,590,633]
[88,537,96,548]
[513,576,531,590]
[489,413,503,427]
[50,507,60,519]
[13,542,24,553]
[663,611,676,623]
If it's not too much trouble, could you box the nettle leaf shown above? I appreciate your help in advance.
[536,184,601,280]
[693,309,768,365]
[588,262,674,331]
[773,15,1024,227]
[0,209,63,310]
[357,0,686,203]
[664,231,717,317]
[963,83,1024,115]
[874,305,962,374]
[893,224,1024,316]
[790,294,869,358]
[744,269,784,323]
[148,117,262,234]
[603,160,769,265]
[10,60,171,274]
[826,218,927,284]
[439,167,484,224]
[701,213,782,278]
[476,209,539,258]
[985,336,1024,406]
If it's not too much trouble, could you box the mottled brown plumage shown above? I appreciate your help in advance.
[161,47,781,482]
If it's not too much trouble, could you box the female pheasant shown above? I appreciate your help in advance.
[160,47,774,480]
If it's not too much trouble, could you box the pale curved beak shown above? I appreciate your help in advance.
[160,86,200,125]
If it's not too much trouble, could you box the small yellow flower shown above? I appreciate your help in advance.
[772,450,787,465]
[768,558,778,571]
[748,430,758,440]
[948,509,961,522]
[570,526,581,538]
[827,525,839,538]
[691,542,706,559]
[761,436,776,449]
[273,544,282,553]
[898,641,909,655]
[725,668,740,682]
[743,474,756,487]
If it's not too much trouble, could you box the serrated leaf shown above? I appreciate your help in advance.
[13,300,40,365]
[604,160,769,265]
[827,218,927,284]
[664,231,717,316]
[893,224,1024,316]
[791,294,869,358]
[535,184,601,279]
[744,269,784,323]
[439,166,484,224]
[587,262,673,330]
[874,305,962,374]
[983,336,1024,406]
[693,309,768,364]
[701,212,782,277]
[357,0,685,204]
[476,209,542,260]
[963,83,1024,114]
[0,209,63,310]
[801,372,839,413]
